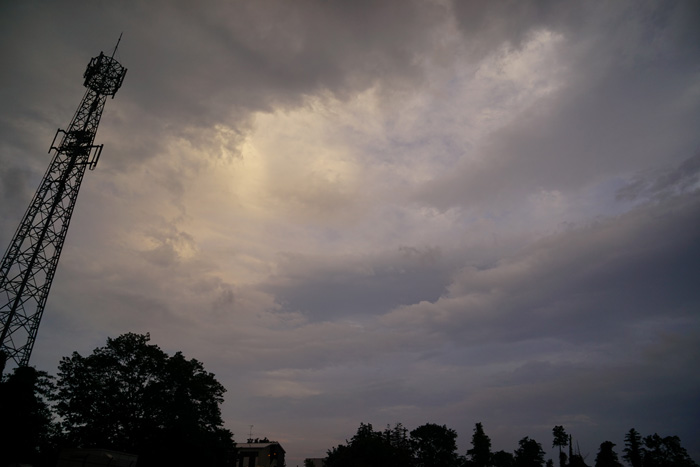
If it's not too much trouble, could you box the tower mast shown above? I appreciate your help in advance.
[0,39,127,374]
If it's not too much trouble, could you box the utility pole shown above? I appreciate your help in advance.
[0,37,126,375]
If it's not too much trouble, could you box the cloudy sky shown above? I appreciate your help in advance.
[2,0,699,464]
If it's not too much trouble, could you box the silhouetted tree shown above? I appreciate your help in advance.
[467,422,492,467]
[566,433,588,467]
[326,423,406,467]
[54,332,234,467]
[411,423,460,467]
[326,444,353,467]
[623,429,643,467]
[493,450,515,467]
[514,437,546,467]
[552,426,568,467]
[594,441,622,467]
[0,366,58,466]
[569,450,588,467]
[641,433,698,467]
[385,423,414,467]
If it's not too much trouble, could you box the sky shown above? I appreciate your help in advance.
[1,0,699,464]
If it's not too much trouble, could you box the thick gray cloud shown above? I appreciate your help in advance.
[418,0,700,211]
[263,246,459,320]
[617,152,700,201]
[1,0,699,464]
[385,188,700,348]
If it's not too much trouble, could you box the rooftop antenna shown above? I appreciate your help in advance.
[248,425,254,442]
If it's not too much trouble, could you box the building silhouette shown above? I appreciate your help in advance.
[236,439,286,467]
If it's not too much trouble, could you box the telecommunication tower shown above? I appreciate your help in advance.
[0,38,127,374]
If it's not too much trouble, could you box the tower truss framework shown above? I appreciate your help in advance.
[0,42,126,372]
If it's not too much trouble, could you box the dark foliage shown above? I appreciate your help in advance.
[0,366,59,467]
[623,429,643,467]
[552,426,568,451]
[514,437,546,467]
[466,422,492,467]
[493,450,515,467]
[552,426,568,467]
[54,332,234,467]
[595,441,622,467]
[326,423,412,467]
[324,424,699,467]
[641,433,698,467]
[387,423,417,467]
[326,422,463,467]
[411,423,460,467]
[569,452,589,467]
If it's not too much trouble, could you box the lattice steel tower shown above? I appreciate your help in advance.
[0,38,126,373]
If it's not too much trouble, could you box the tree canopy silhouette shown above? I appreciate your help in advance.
[326,422,461,467]
[552,426,568,467]
[595,441,622,467]
[326,423,412,467]
[513,437,545,467]
[493,450,515,467]
[641,433,698,467]
[323,422,698,467]
[466,422,492,467]
[54,332,233,466]
[0,366,57,466]
[411,423,460,467]
[623,429,643,467]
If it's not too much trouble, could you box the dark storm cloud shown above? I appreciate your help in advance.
[0,0,447,174]
[451,0,569,55]
[456,336,700,451]
[418,0,700,211]
[263,246,460,320]
[387,189,700,349]
[452,0,700,59]
[617,152,700,201]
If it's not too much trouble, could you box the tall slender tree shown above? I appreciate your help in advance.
[623,429,643,467]
[385,423,414,467]
[467,422,493,467]
[552,426,568,467]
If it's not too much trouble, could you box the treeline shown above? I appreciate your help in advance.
[320,422,697,467]
[2,333,697,467]
[0,333,233,467]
